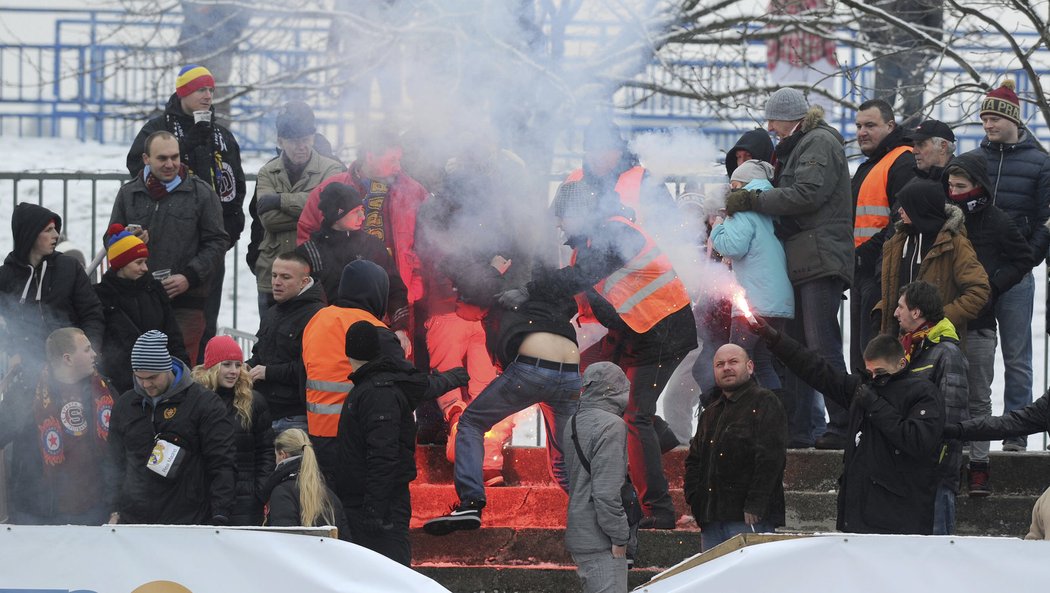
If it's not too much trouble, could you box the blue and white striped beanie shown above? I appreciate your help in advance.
[131,330,173,372]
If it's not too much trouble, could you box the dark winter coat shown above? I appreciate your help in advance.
[684,379,788,527]
[108,360,237,524]
[296,228,408,328]
[0,203,105,354]
[852,126,917,272]
[942,151,1033,331]
[262,455,350,540]
[485,289,580,370]
[875,202,989,336]
[770,332,943,535]
[974,129,1050,264]
[527,217,697,366]
[247,281,325,419]
[126,93,246,244]
[753,106,855,287]
[951,389,1050,441]
[214,386,274,525]
[725,128,775,177]
[906,318,969,494]
[333,355,463,518]
[109,173,229,310]
[94,269,189,394]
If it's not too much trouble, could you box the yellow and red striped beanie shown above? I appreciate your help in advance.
[105,223,149,270]
[175,64,215,98]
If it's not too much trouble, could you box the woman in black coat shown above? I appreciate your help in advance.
[263,428,349,541]
[193,335,275,525]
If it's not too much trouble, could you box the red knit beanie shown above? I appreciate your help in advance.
[104,223,149,270]
[981,79,1021,125]
[203,335,243,369]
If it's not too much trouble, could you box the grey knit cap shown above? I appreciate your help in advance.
[730,159,775,185]
[131,330,173,372]
[765,88,808,121]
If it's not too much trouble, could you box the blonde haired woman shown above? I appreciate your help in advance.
[263,428,349,540]
[193,335,275,525]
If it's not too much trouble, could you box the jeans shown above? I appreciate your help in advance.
[788,277,848,439]
[572,550,628,593]
[345,483,411,566]
[199,257,225,364]
[454,361,581,503]
[732,316,785,391]
[995,272,1034,447]
[700,519,775,551]
[272,415,308,435]
[932,483,957,535]
[965,328,996,463]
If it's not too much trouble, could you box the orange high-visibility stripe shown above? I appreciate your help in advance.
[855,145,912,247]
[302,307,387,437]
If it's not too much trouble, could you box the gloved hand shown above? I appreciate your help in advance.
[359,506,392,537]
[942,423,962,439]
[747,313,780,345]
[724,189,757,216]
[257,193,282,214]
[188,121,213,147]
[210,514,230,526]
[498,287,529,308]
[854,382,879,409]
[445,367,469,388]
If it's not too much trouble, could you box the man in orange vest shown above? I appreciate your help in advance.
[513,180,697,529]
[302,259,408,475]
[850,99,917,376]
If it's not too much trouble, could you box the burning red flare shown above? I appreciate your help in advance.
[732,289,756,324]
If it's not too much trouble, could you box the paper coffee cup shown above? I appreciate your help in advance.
[193,110,211,124]
[152,269,172,281]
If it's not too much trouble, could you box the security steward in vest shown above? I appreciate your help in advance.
[851,99,917,371]
[522,180,697,529]
[302,259,407,477]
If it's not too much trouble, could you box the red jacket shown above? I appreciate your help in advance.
[297,165,428,303]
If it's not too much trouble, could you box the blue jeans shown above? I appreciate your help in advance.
[787,277,848,440]
[454,361,581,503]
[933,483,956,535]
[272,415,308,435]
[700,519,774,551]
[996,272,1034,446]
[732,316,785,391]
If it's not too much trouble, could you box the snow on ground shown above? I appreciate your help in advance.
[0,136,1047,451]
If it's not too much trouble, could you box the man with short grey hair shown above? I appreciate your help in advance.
[909,119,956,179]
[724,87,853,450]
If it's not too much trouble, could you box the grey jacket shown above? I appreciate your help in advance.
[564,362,630,554]
[110,173,229,310]
[753,106,855,287]
[253,150,344,291]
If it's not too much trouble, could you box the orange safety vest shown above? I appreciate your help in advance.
[565,166,645,220]
[581,216,691,334]
[855,145,913,247]
[302,306,388,438]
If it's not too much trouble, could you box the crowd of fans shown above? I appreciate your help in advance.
[3,63,1050,592]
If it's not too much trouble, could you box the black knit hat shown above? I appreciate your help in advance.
[345,320,380,361]
[319,182,364,228]
[276,101,316,139]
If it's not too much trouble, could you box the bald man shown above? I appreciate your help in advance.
[683,344,788,550]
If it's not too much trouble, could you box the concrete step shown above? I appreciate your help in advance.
[416,446,1050,495]
[411,527,701,569]
[415,565,658,593]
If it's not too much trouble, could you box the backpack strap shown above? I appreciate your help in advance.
[570,413,592,474]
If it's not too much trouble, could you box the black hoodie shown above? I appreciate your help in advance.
[0,203,105,354]
[896,179,949,290]
[332,259,405,358]
[725,128,775,177]
[943,151,1033,330]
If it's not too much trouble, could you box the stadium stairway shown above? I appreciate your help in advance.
[408,446,1049,593]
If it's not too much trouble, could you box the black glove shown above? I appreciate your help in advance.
[942,423,962,439]
[748,314,780,345]
[854,382,879,409]
[724,189,757,216]
[445,366,469,388]
[497,287,529,308]
[188,121,213,147]
[359,506,392,537]
[257,193,281,214]
[211,514,230,526]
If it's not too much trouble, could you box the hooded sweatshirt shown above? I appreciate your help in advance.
[564,362,631,554]
[895,179,949,287]
[0,203,105,352]
[725,128,775,177]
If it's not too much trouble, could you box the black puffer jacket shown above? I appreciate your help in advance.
[108,360,237,524]
[214,386,274,525]
[974,129,1050,264]
[0,203,105,355]
[942,151,1033,331]
[770,332,943,535]
[126,93,246,244]
[247,281,325,419]
[262,455,350,540]
[725,128,775,177]
[95,269,188,393]
[852,126,917,272]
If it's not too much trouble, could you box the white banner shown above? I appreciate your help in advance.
[638,533,1050,592]
[0,525,451,593]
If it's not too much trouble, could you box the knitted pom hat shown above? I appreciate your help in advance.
[131,330,172,372]
[104,223,149,271]
[981,79,1021,125]
[203,335,243,369]
[175,64,215,98]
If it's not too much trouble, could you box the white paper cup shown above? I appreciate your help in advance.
[193,110,211,124]
[152,269,171,281]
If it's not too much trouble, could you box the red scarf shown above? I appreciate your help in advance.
[900,321,935,363]
[145,164,189,200]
